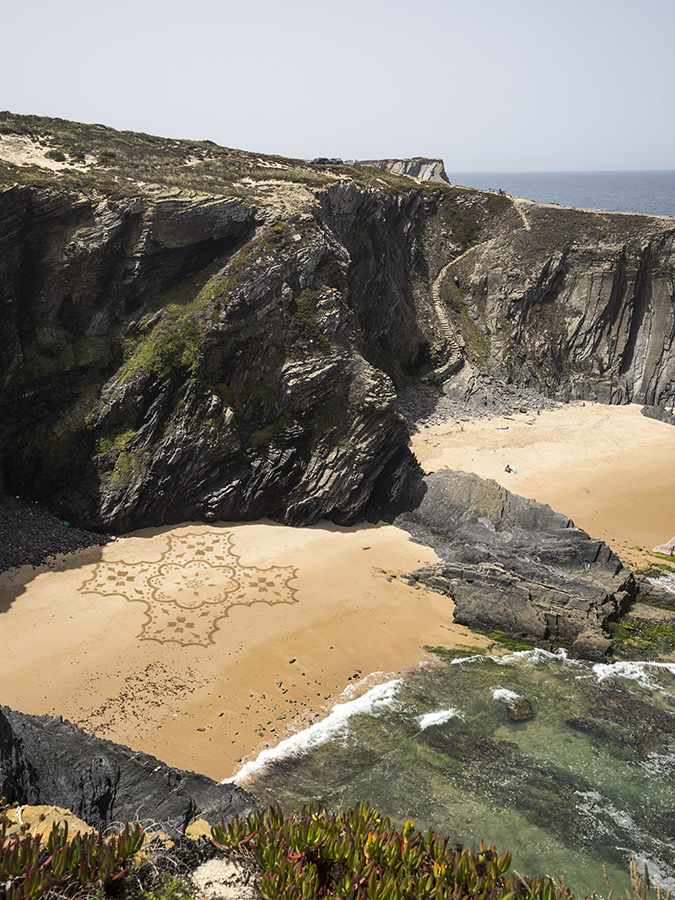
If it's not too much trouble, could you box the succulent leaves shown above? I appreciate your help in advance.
[211,801,569,900]
[0,820,144,900]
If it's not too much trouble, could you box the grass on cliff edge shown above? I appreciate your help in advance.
[0,111,510,218]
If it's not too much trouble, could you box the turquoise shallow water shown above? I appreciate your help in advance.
[447,170,675,218]
[230,650,675,898]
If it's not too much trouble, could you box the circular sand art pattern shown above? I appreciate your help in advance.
[79,532,299,646]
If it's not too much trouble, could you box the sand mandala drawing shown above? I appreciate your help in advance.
[78,531,299,647]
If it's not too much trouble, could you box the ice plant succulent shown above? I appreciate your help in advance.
[212,801,573,900]
[0,819,144,900]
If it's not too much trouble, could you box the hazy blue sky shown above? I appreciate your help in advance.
[3,0,674,171]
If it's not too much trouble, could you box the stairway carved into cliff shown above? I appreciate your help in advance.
[429,261,464,379]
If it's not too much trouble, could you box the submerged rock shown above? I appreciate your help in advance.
[565,718,607,737]
[506,696,533,721]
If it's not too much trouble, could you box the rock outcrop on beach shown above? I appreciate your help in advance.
[0,705,256,834]
[1,112,675,533]
[394,470,635,659]
[641,403,675,426]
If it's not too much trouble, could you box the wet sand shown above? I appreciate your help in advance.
[0,520,489,781]
[410,401,675,570]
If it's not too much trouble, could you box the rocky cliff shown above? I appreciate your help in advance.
[357,157,451,184]
[0,705,256,834]
[444,196,675,406]
[1,113,674,533]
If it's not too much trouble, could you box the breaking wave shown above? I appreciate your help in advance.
[417,708,462,729]
[224,677,402,785]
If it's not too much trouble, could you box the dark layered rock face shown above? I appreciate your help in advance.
[444,200,675,407]
[0,705,256,834]
[395,471,636,659]
[2,133,675,533]
[0,181,432,531]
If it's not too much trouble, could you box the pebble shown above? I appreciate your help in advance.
[0,495,111,573]
[397,379,561,431]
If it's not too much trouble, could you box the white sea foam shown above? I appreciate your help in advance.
[576,791,675,889]
[223,677,402,785]
[417,708,462,729]
[648,573,675,594]
[651,537,675,554]
[450,653,487,665]
[574,789,636,834]
[630,853,675,891]
[451,648,581,670]
[492,687,520,702]
[640,751,675,778]
[591,659,675,691]
[493,647,576,667]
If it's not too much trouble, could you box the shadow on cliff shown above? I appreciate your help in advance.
[0,508,427,615]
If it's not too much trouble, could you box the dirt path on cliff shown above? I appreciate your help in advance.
[410,401,675,570]
[0,521,490,782]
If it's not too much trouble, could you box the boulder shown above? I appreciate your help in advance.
[642,404,675,426]
[506,697,533,721]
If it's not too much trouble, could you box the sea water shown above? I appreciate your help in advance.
[229,650,675,897]
[446,170,675,218]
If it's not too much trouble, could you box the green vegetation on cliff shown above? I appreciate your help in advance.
[1,799,668,900]
[0,111,505,224]
[212,802,661,900]
[120,270,225,382]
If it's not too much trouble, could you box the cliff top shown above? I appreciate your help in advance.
[0,111,452,211]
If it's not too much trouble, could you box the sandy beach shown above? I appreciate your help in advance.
[1,401,673,785]
[0,520,487,782]
[410,401,675,569]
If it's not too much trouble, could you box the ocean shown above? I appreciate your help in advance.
[446,170,675,218]
[229,626,675,897]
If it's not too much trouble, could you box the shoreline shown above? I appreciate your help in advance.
[1,401,673,783]
[410,401,675,571]
[0,519,490,782]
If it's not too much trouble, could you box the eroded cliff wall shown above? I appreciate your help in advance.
[357,157,451,184]
[1,115,674,532]
[0,179,446,530]
[444,198,675,405]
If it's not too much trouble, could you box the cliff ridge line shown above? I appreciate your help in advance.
[2,110,675,539]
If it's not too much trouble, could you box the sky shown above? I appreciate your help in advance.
[3,0,674,171]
